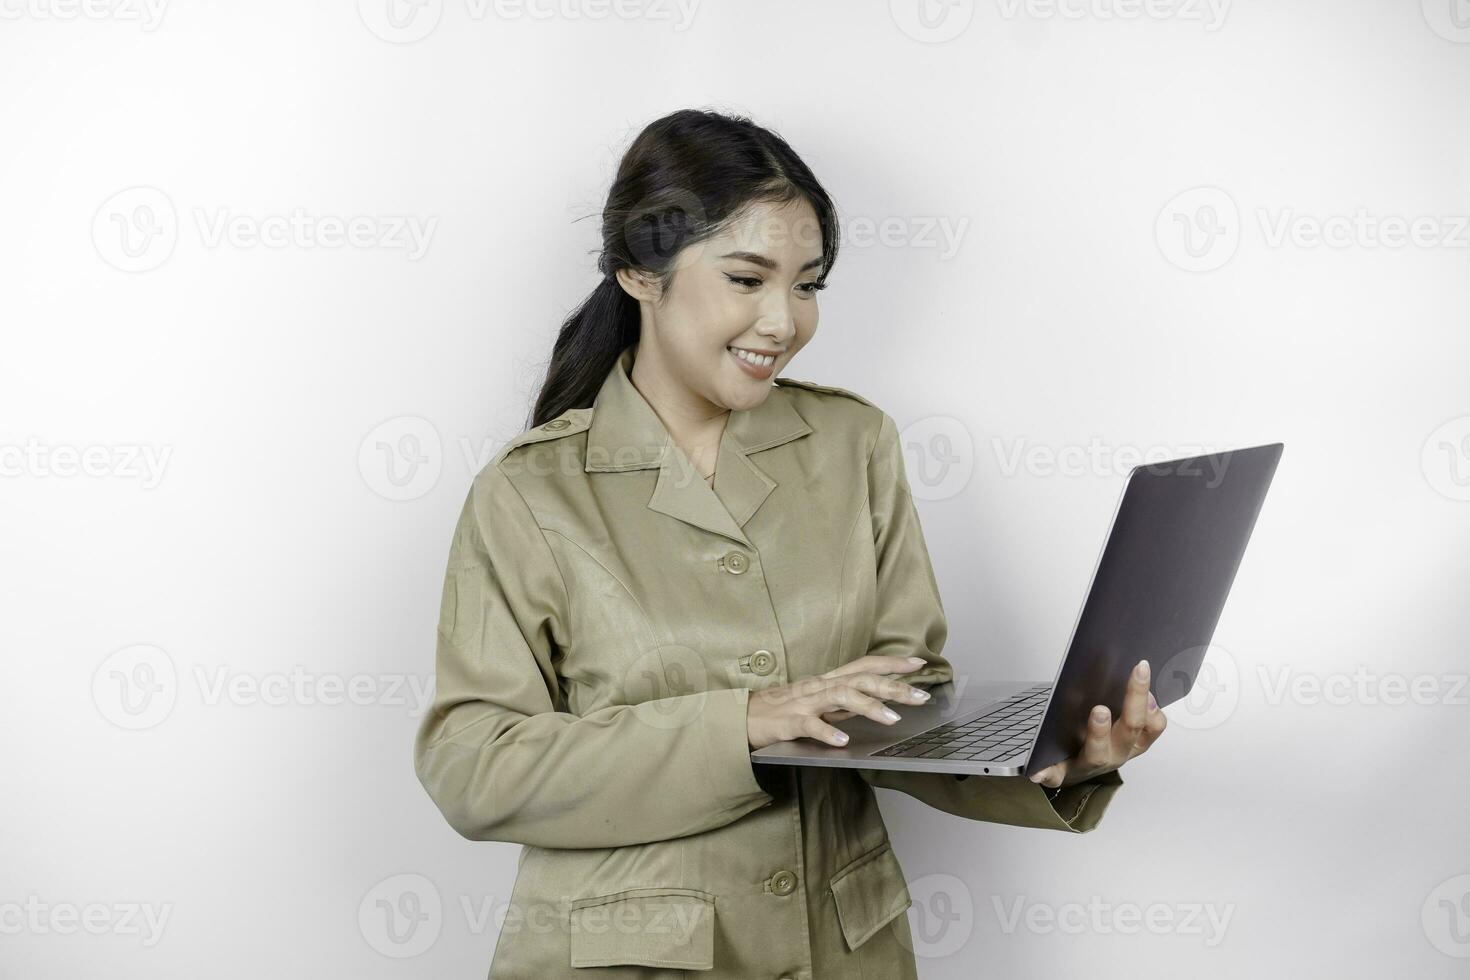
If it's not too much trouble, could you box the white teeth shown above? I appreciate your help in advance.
[729,347,775,367]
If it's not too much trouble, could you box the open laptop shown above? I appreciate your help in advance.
[751,442,1283,778]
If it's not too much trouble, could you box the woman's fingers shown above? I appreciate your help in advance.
[822,655,927,679]
[829,680,909,726]
[749,659,932,750]
[1031,661,1162,788]
[797,713,852,747]
[1083,703,1113,767]
[808,673,926,713]
[1131,690,1167,759]
[1034,703,1111,787]
[1112,660,1151,758]
[1030,759,1069,788]
[814,669,931,730]
[844,671,931,705]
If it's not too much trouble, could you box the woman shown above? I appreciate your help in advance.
[413,108,1165,979]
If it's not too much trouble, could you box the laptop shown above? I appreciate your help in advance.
[751,442,1283,778]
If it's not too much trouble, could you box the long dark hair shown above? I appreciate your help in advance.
[528,108,841,428]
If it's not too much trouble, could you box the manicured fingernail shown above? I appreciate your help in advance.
[912,689,931,700]
[834,732,849,744]
[1136,660,1149,680]
[1148,693,1159,712]
[907,657,926,664]
[882,708,901,722]
[1030,771,1045,782]
[1092,707,1108,723]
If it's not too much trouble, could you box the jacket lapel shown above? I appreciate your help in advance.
[584,343,813,547]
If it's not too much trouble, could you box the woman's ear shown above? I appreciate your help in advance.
[615,267,661,303]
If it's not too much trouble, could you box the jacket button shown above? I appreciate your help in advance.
[770,870,797,896]
[720,551,749,574]
[751,650,775,675]
[543,419,570,430]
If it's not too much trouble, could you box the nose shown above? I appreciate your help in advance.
[755,295,797,346]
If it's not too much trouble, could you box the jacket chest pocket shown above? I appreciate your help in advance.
[568,887,716,971]
[829,841,913,952]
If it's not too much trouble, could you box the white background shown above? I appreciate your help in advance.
[3,1,1469,977]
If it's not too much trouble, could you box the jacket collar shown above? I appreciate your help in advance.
[584,342,813,547]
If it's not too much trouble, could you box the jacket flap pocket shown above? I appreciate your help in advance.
[568,887,715,970]
[829,841,913,952]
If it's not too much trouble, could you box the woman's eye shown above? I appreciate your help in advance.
[725,273,827,296]
[725,274,826,297]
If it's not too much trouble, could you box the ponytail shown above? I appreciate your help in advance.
[529,274,637,429]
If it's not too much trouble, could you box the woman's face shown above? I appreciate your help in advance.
[620,195,826,414]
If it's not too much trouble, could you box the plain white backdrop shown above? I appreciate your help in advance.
[3,1,1468,977]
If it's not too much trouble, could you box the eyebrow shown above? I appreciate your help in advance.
[717,251,825,274]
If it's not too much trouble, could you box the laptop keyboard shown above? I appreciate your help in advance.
[871,684,1052,761]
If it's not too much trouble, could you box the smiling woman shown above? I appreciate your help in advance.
[413,108,1126,980]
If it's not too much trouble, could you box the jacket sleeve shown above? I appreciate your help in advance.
[413,464,775,849]
[853,411,1125,834]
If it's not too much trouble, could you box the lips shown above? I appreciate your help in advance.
[727,345,777,379]
[727,345,779,364]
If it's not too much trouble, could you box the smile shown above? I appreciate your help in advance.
[727,346,777,368]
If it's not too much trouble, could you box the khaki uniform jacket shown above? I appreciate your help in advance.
[414,342,1124,979]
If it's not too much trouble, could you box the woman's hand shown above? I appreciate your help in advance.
[746,655,933,751]
[1028,658,1166,789]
